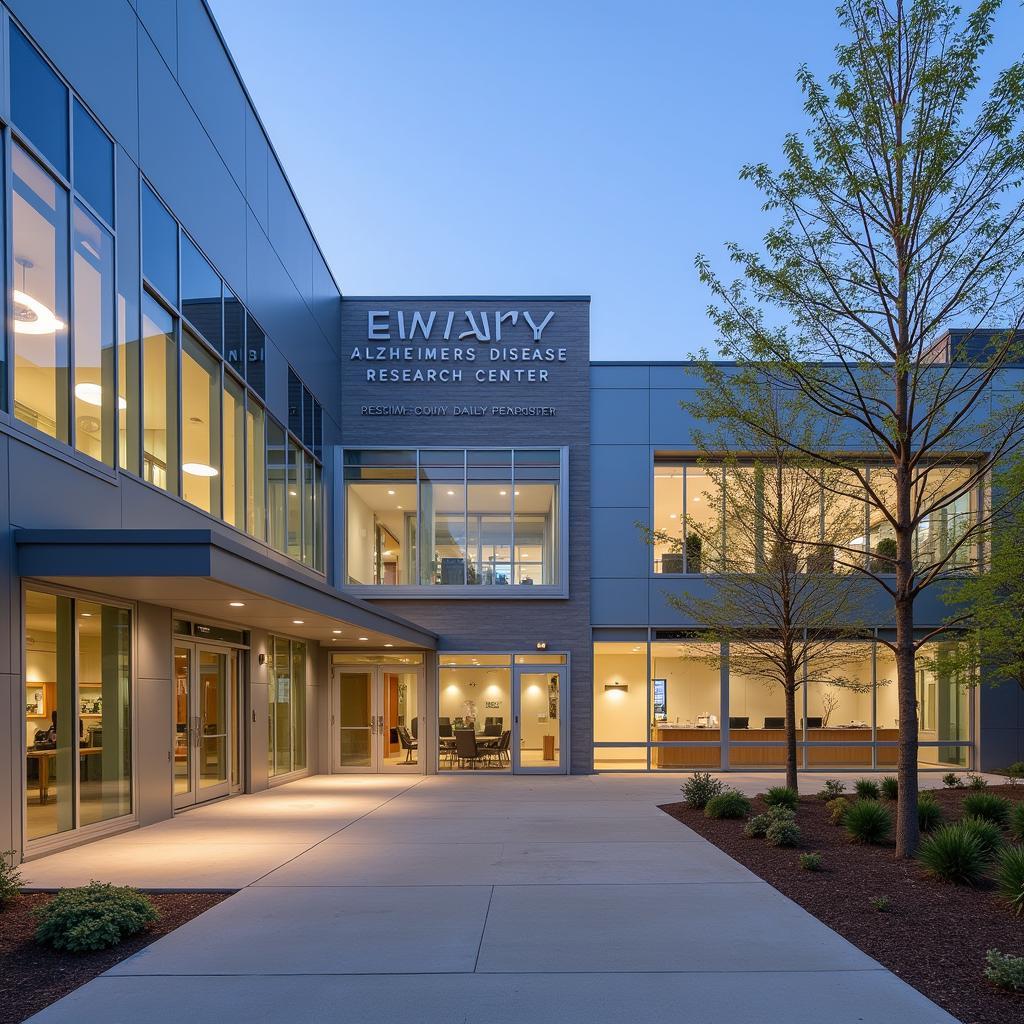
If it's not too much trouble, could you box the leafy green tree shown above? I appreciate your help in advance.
[693,0,1024,856]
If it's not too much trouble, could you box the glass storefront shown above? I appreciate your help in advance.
[24,589,131,843]
[268,636,307,778]
[593,636,973,770]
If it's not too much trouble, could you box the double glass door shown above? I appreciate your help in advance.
[174,644,238,808]
[333,664,423,773]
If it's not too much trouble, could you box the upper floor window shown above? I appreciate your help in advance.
[11,25,68,176]
[344,448,563,589]
[653,458,977,575]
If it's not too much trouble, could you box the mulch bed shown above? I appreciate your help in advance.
[661,784,1024,1024]
[0,891,229,1024]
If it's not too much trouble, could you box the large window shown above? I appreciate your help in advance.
[592,636,974,771]
[653,459,978,575]
[345,449,563,588]
[24,589,131,843]
[181,329,221,516]
[268,636,306,777]
[142,293,178,493]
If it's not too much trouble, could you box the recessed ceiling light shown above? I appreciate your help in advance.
[332,629,342,634]
[384,643,394,648]
[499,490,507,496]
[293,619,304,625]
[514,490,520,495]
[80,612,92,617]
[396,505,403,509]
[387,489,395,495]
[446,490,455,496]
[289,490,297,496]
[358,636,369,641]
[229,601,245,607]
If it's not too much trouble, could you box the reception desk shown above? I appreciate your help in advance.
[651,726,899,768]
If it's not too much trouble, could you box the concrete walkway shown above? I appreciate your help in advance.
[27,774,957,1023]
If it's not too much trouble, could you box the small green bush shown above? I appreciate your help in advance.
[762,785,799,811]
[34,882,158,953]
[844,800,892,844]
[704,790,751,820]
[942,772,962,789]
[984,949,1024,992]
[818,779,845,800]
[765,819,801,847]
[1010,803,1024,843]
[682,771,724,810]
[798,851,822,871]
[918,823,986,884]
[869,894,891,912]
[962,792,1011,828]
[854,778,881,800]
[995,845,1024,917]
[960,817,1004,860]
[0,850,24,910]
[918,793,943,832]
[826,796,849,825]
[744,805,795,838]
[880,776,899,800]
[966,773,988,790]
[1004,761,1024,785]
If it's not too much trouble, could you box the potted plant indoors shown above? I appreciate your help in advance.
[685,533,703,573]
[871,536,898,573]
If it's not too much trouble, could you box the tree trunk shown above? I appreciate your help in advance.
[784,673,799,793]
[894,535,920,859]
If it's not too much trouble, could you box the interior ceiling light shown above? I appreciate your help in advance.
[13,288,65,335]
[292,619,304,625]
[446,490,455,496]
[229,601,245,607]
[75,382,127,410]
[332,629,342,634]
[182,463,218,477]
[358,636,369,641]
[384,643,394,648]
[387,489,396,495]
[289,490,297,496]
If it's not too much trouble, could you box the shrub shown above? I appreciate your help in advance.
[826,796,850,825]
[942,772,962,788]
[744,806,795,838]
[960,817,1004,860]
[34,882,158,953]
[995,845,1024,917]
[962,792,1011,828]
[0,850,24,910]
[762,785,799,811]
[844,800,892,844]
[984,949,1024,992]
[869,894,891,912]
[918,793,943,832]
[1011,803,1024,843]
[704,790,751,820]
[798,851,822,871]
[854,778,881,800]
[765,819,801,847]
[918,823,986,884]
[880,776,899,800]
[966,773,988,790]
[818,779,845,800]
[1004,761,1024,785]
[682,771,724,810]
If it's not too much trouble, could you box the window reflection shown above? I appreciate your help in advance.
[223,376,245,528]
[11,27,68,176]
[181,330,221,515]
[246,401,267,541]
[142,293,178,494]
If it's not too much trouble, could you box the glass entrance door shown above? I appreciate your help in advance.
[513,666,567,773]
[173,643,235,808]
[333,664,422,773]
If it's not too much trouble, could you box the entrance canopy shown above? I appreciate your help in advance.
[16,528,437,650]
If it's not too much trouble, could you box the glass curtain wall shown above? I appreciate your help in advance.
[344,449,562,587]
[593,637,973,770]
[268,636,307,777]
[24,589,131,843]
[438,655,512,773]
[141,293,178,493]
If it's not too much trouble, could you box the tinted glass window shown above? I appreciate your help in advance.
[141,183,177,303]
[181,234,222,351]
[72,100,113,224]
[302,386,313,448]
[287,367,302,437]
[246,314,265,397]
[11,27,68,176]
[224,288,244,377]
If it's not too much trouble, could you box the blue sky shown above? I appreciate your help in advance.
[210,1,1024,360]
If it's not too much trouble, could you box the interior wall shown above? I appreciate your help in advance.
[593,650,647,743]
[651,649,720,724]
[346,489,374,584]
[439,668,510,732]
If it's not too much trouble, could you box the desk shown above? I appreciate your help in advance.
[26,746,101,804]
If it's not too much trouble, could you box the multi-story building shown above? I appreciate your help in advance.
[1,2,1020,862]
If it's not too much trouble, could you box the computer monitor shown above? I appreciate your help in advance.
[764,717,785,729]
[728,716,749,729]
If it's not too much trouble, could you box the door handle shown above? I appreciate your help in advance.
[193,715,202,747]
[377,715,384,733]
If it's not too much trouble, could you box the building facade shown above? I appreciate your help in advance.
[1,2,1021,862]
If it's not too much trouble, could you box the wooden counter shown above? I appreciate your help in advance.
[650,727,899,768]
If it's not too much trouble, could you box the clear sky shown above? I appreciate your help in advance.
[209,0,1024,360]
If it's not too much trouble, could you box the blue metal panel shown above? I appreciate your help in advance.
[312,249,342,355]
[649,388,705,448]
[8,0,139,160]
[591,507,650,578]
[245,101,269,231]
[589,364,649,388]
[268,156,313,304]
[590,388,649,444]
[138,31,246,297]
[137,0,177,74]
[590,577,649,625]
[590,445,650,509]
[0,436,10,673]
[176,0,245,188]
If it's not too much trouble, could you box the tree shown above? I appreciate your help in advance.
[643,388,874,792]
[945,454,1024,692]
[693,0,1024,856]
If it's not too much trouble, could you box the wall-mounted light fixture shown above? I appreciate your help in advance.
[604,681,628,692]
[535,641,548,651]
[258,653,266,666]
